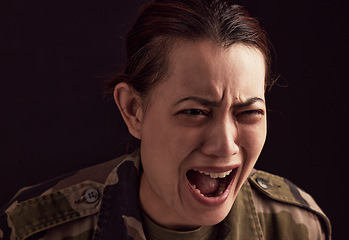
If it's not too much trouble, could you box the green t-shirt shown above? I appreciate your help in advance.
[142,212,218,240]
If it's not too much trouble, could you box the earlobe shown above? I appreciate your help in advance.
[113,83,143,139]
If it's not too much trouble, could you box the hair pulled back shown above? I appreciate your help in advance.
[105,0,271,99]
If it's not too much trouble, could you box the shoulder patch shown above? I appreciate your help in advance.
[249,170,308,207]
[249,170,332,238]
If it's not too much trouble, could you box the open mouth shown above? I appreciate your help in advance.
[186,169,235,198]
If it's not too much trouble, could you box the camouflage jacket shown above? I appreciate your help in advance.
[0,150,331,240]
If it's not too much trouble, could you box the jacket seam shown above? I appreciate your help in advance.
[244,182,264,240]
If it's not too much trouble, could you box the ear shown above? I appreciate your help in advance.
[114,82,143,139]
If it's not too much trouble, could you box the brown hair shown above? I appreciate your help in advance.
[105,0,271,100]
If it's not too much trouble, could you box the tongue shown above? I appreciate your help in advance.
[187,170,220,195]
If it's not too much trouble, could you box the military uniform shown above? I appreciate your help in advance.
[0,150,331,240]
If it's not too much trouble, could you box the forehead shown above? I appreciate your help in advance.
[151,40,266,104]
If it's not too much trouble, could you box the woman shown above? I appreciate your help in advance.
[0,0,331,239]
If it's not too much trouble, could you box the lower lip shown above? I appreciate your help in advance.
[186,169,237,207]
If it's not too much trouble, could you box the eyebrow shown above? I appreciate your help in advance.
[174,96,265,108]
[174,97,220,107]
[233,97,265,108]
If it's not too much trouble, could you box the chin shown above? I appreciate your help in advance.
[190,203,233,227]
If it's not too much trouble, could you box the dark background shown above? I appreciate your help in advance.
[1,0,347,238]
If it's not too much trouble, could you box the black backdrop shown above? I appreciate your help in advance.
[1,0,347,238]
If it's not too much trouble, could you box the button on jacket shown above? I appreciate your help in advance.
[0,150,331,240]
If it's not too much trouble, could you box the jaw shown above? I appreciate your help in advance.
[140,164,246,230]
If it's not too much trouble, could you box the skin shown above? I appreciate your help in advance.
[115,40,267,231]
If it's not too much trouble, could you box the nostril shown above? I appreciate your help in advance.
[200,139,239,158]
[199,119,240,158]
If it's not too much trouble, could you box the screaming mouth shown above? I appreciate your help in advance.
[186,169,235,198]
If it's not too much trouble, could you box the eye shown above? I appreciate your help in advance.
[241,110,263,115]
[182,109,207,116]
[236,109,264,123]
[175,108,209,126]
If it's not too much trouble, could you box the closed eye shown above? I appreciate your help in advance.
[236,109,265,124]
[241,110,263,115]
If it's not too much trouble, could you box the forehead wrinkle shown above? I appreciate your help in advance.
[164,40,265,108]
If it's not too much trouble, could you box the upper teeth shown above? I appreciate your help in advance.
[197,169,232,178]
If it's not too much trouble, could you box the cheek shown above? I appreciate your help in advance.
[235,121,266,189]
[140,116,187,182]
[140,118,204,190]
[239,121,267,163]
[142,112,201,158]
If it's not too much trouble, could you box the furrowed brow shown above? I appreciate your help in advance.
[233,97,265,108]
[174,97,220,107]
[174,96,265,108]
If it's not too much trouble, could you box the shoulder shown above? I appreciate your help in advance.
[0,150,140,240]
[248,169,332,240]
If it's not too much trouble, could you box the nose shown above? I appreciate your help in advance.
[200,116,239,158]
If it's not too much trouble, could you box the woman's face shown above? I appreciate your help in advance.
[139,40,267,230]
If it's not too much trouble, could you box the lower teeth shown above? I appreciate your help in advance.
[216,182,226,196]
